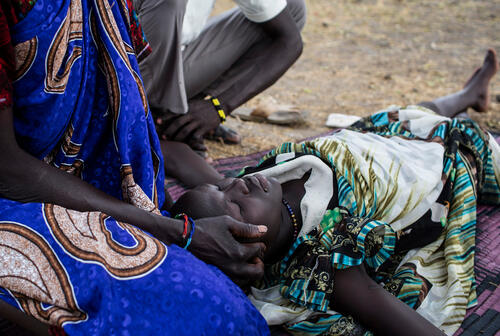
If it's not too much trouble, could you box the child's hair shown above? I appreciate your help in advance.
[170,189,228,219]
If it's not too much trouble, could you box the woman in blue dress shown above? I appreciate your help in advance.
[0,0,268,334]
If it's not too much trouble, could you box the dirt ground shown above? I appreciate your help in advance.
[208,0,500,159]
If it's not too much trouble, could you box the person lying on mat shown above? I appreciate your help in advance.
[0,1,269,335]
[165,49,500,336]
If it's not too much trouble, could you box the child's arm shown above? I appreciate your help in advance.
[331,265,445,336]
[161,140,223,188]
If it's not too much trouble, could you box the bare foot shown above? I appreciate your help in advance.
[463,49,499,112]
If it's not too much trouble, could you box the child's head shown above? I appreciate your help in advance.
[171,174,284,260]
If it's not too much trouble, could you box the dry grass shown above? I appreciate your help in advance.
[208,0,500,159]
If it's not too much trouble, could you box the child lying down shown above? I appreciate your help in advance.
[167,49,500,336]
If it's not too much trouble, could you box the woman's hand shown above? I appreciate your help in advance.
[1,107,265,284]
[186,215,267,283]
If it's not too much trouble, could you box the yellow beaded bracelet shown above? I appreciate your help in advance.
[209,96,226,123]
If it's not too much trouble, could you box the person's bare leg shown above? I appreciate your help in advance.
[331,266,445,336]
[419,49,498,118]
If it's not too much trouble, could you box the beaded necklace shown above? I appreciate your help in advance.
[282,198,299,240]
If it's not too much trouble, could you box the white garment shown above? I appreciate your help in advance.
[247,154,335,238]
[327,129,445,232]
[181,0,287,45]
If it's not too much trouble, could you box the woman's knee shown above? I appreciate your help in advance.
[286,0,307,31]
[158,248,268,333]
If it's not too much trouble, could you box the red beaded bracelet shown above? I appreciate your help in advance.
[175,213,189,241]
[174,213,196,249]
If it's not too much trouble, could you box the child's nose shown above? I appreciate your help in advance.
[229,178,249,195]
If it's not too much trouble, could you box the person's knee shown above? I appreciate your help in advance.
[154,0,188,16]
[286,0,306,31]
[169,0,188,13]
[134,0,187,22]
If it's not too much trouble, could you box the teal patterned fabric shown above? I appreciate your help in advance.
[249,107,500,335]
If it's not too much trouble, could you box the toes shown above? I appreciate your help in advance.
[485,48,499,72]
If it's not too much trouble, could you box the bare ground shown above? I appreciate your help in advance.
[208,0,500,159]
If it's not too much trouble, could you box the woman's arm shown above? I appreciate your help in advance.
[331,265,445,336]
[0,299,50,336]
[0,106,266,282]
[161,140,223,187]
[0,107,159,227]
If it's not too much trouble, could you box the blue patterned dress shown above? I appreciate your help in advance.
[0,1,269,335]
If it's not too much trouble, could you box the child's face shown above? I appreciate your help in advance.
[180,174,283,258]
